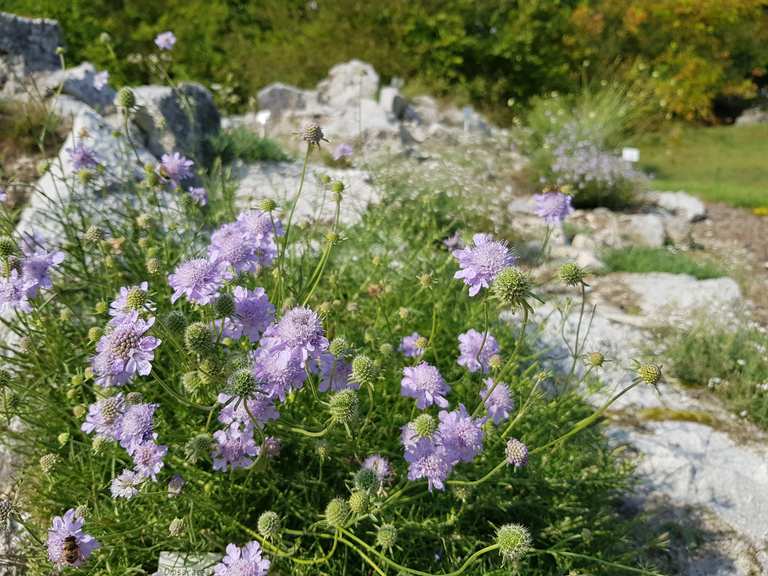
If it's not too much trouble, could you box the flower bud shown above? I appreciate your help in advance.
[353,468,379,492]
[348,490,370,515]
[146,257,161,275]
[257,511,281,539]
[214,293,235,318]
[491,268,533,310]
[350,355,376,387]
[496,523,532,563]
[258,198,277,212]
[164,311,186,334]
[329,337,352,359]
[329,389,358,425]
[184,433,212,464]
[185,322,213,356]
[84,225,103,244]
[636,362,662,386]
[116,87,136,110]
[379,343,393,356]
[229,368,257,398]
[586,351,605,368]
[376,524,397,550]
[72,404,87,419]
[57,432,70,447]
[559,263,586,287]
[324,497,350,528]
[95,301,108,314]
[505,438,529,469]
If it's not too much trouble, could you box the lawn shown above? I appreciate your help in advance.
[637,123,768,209]
[601,247,725,280]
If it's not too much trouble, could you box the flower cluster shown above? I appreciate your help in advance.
[452,233,516,297]
[0,234,64,314]
[457,329,499,373]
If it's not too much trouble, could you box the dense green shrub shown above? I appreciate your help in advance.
[209,128,290,164]
[602,247,725,280]
[4,0,767,120]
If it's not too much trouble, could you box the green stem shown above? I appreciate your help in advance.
[446,460,506,488]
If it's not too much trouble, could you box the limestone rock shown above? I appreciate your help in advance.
[132,83,220,164]
[379,86,408,120]
[0,12,61,95]
[735,106,768,125]
[322,98,399,142]
[257,82,310,116]
[317,60,379,108]
[650,191,707,223]
[622,213,666,247]
[38,62,116,113]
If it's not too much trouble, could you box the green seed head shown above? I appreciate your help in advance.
[637,363,662,386]
[214,293,236,318]
[39,453,60,475]
[331,180,344,199]
[57,432,70,447]
[412,413,437,439]
[378,343,393,355]
[353,468,379,492]
[72,404,87,419]
[91,436,108,456]
[116,87,136,110]
[452,485,472,502]
[301,123,326,146]
[95,301,108,315]
[559,263,586,287]
[329,389,358,425]
[329,337,352,359]
[492,267,533,310]
[185,322,213,356]
[350,355,377,387]
[84,225,103,244]
[375,524,397,551]
[164,311,187,334]
[0,236,17,258]
[324,497,350,528]
[258,198,277,213]
[257,511,281,539]
[126,287,147,310]
[496,523,532,564]
[316,440,331,461]
[348,490,370,515]
[586,351,605,368]
[145,257,161,275]
[184,433,212,464]
[125,392,143,405]
[229,368,257,398]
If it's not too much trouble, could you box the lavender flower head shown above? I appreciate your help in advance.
[0,271,31,314]
[91,311,161,388]
[481,378,514,425]
[159,152,194,186]
[399,332,424,358]
[217,392,279,429]
[332,143,353,161]
[252,346,308,401]
[457,329,499,373]
[81,394,126,440]
[118,402,158,450]
[212,423,260,471]
[109,281,154,324]
[214,541,271,576]
[362,454,392,483]
[208,222,262,273]
[404,438,452,492]
[235,209,284,269]
[260,306,328,367]
[401,362,450,409]
[93,70,109,91]
[318,352,355,393]
[155,31,177,50]
[67,142,99,170]
[533,190,573,225]
[168,258,230,305]
[220,286,275,342]
[21,246,65,297]
[130,440,167,480]
[188,186,208,206]
[47,508,100,568]
[438,404,486,464]
[110,469,143,499]
[453,233,516,297]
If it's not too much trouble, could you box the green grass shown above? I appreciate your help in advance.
[637,124,768,208]
[601,247,724,280]
[664,320,768,430]
[210,127,290,164]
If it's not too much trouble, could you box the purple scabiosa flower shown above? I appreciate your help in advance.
[93,70,109,91]
[20,247,65,297]
[457,329,499,373]
[81,394,126,440]
[533,190,573,225]
[91,312,161,388]
[0,271,31,314]
[208,222,262,273]
[168,258,230,305]
[109,281,154,324]
[220,286,275,342]
[0,188,7,203]
[110,469,143,499]
[168,474,185,497]
[404,438,452,492]
[318,352,355,393]
[260,307,328,366]
[118,402,158,450]
[481,378,514,425]
[46,508,100,568]
[399,332,424,359]
[188,186,207,206]
[217,392,279,429]
[159,152,194,186]
[236,210,283,269]
[130,440,167,480]
[66,142,99,170]
[401,362,450,409]
[155,31,176,50]
[362,454,392,484]
[251,346,308,401]
[438,404,485,464]
[214,541,270,576]
[452,233,516,297]
[212,423,260,471]
[332,143,353,161]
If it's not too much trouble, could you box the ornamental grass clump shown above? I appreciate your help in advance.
[0,40,665,576]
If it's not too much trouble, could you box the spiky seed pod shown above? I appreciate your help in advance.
[185,322,213,356]
[496,524,532,564]
[91,436,108,455]
[329,389,358,425]
[39,453,60,475]
[375,524,397,551]
[505,438,529,469]
[164,311,186,334]
[324,498,350,528]
[559,263,586,287]
[348,490,370,515]
[115,87,136,110]
[350,355,376,387]
[70,374,83,387]
[229,368,257,398]
[169,518,185,537]
[94,301,108,314]
[412,414,437,439]
[184,433,212,464]
[214,293,235,318]
[197,359,220,387]
[637,363,663,386]
[0,236,17,258]
[378,343,393,356]
[301,123,327,147]
[492,267,533,310]
[586,351,605,368]
[329,337,352,359]
[83,225,104,244]
[257,511,281,539]
[353,468,379,493]
[182,371,203,397]
[258,198,277,213]
[418,273,432,288]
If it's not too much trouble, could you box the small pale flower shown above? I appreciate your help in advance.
[533,190,573,224]
[212,423,260,471]
[110,469,143,499]
[93,70,109,91]
[66,142,99,170]
[362,454,392,484]
[188,186,208,206]
[214,541,270,576]
[457,329,499,373]
[155,31,176,50]
[481,378,514,425]
[109,282,154,324]
[168,258,230,305]
[81,394,126,440]
[404,438,452,492]
[332,143,353,161]
[46,509,100,568]
[401,362,450,409]
[130,441,167,480]
[453,233,516,297]
[438,404,485,464]
[91,312,161,388]
[399,332,424,358]
[159,152,194,186]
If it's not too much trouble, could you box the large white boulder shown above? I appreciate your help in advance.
[317,59,379,108]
